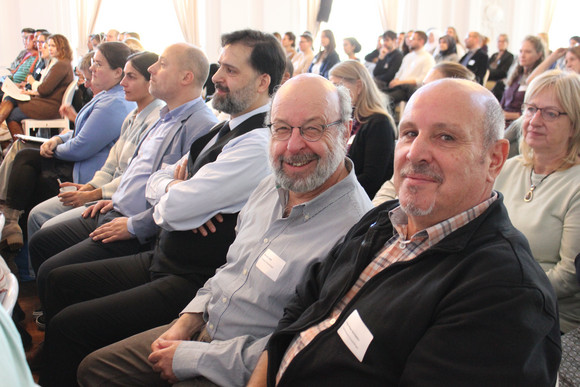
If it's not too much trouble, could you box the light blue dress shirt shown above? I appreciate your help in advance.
[112,100,198,220]
[172,161,373,385]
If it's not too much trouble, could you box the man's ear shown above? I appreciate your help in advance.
[487,138,509,183]
[256,73,271,94]
[182,70,194,86]
[343,119,353,145]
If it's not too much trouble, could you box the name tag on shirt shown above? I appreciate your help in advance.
[337,310,374,362]
[256,249,286,281]
[468,59,476,66]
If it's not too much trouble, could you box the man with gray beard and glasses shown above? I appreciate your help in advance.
[248,79,560,387]
[78,74,372,386]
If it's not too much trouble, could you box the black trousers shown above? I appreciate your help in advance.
[38,215,237,387]
[6,148,73,211]
[39,252,207,387]
[29,209,151,309]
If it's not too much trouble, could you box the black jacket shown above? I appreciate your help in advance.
[347,113,395,198]
[267,196,561,386]
[488,50,515,81]
[460,48,489,84]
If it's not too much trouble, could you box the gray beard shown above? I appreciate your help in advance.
[270,131,347,193]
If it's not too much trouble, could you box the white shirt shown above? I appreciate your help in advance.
[145,104,272,231]
[393,47,435,85]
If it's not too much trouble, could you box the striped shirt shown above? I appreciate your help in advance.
[276,192,498,383]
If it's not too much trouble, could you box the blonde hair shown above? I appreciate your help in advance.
[329,60,393,126]
[520,70,580,168]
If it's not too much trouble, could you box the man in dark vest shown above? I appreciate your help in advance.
[34,30,286,387]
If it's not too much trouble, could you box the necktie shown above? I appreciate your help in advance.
[216,121,231,139]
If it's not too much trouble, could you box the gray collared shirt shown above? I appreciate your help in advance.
[173,159,373,385]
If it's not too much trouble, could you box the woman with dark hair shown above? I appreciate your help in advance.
[0,42,135,250]
[0,34,74,140]
[27,51,164,332]
[434,35,459,63]
[446,26,466,57]
[282,31,296,60]
[343,37,361,61]
[501,35,544,124]
[27,51,164,242]
[308,29,340,78]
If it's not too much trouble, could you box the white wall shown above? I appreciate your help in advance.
[0,0,567,67]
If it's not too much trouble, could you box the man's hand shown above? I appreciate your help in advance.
[39,136,62,158]
[378,46,388,60]
[166,158,188,192]
[59,188,102,208]
[151,313,204,353]
[148,313,204,383]
[192,214,224,237]
[82,200,113,218]
[148,339,180,384]
[89,216,132,243]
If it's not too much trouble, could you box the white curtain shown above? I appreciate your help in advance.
[173,0,199,46]
[377,0,399,32]
[306,0,321,37]
[76,0,102,56]
[540,0,557,34]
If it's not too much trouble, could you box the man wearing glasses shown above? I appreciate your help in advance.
[78,74,372,386]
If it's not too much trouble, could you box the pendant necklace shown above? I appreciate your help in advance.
[524,164,562,202]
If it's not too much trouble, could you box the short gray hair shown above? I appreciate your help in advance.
[481,97,504,150]
[266,82,352,133]
[336,84,353,135]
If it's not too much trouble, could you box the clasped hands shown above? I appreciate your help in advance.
[148,313,204,384]
[82,200,132,243]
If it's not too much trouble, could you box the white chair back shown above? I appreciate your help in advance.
[22,77,78,137]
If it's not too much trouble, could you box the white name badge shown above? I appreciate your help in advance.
[256,249,286,282]
[468,59,476,66]
[337,310,374,362]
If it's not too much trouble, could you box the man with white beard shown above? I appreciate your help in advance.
[78,74,373,386]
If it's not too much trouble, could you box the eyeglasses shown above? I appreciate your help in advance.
[267,120,342,142]
[521,103,568,122]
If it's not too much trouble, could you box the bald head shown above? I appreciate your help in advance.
[405,78,504,149]
[167,43,209,89]
[395,78,509,232]
[271,74,351,133]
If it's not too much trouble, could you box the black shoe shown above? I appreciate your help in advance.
[35,314,46,331]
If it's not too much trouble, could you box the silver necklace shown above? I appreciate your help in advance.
[524,166,559,202]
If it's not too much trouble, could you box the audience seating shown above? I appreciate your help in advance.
[22,78,77,138]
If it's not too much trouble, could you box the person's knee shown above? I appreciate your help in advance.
[77,350,102,387]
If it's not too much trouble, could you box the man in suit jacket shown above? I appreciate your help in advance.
[460,31,489,85]
[35,30,287,387]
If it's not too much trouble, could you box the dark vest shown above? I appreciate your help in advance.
[150,112,268,279]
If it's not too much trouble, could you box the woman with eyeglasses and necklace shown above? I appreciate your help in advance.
[495,70,580,333]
